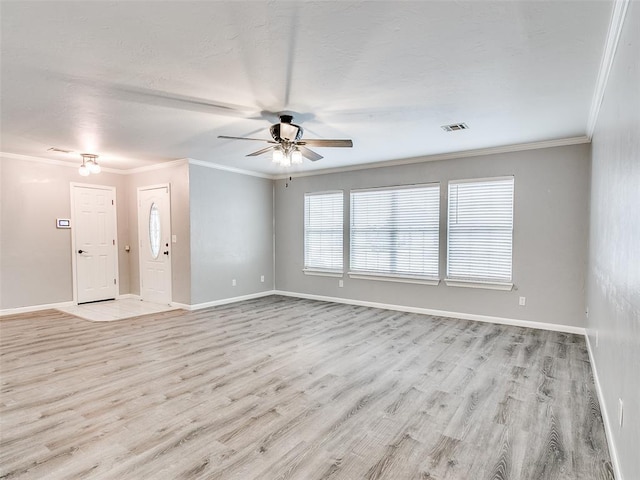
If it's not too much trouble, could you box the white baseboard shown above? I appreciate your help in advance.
[117,294,141,301]
[273,290,586,335]
[1,291,586,336]
[172,290,276,311]
[0,300,75,316]
[585,333,623,480]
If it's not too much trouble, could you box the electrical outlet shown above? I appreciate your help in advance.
[172,234,177,243]
[260,275,265,283]
[618,398,624,427]
[339,279,344,288]
[232,279,236,287]
[519,296,526,306]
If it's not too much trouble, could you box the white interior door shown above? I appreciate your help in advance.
[138,185,172,304]
[73,185,118,304]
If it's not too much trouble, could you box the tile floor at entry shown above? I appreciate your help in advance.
[57,298,179,321]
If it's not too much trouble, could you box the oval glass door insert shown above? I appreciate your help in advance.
[149,203,161,259]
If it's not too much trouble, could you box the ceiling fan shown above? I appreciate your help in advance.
[218,114,353,166]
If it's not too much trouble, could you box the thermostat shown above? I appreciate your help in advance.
[56,218,71,229]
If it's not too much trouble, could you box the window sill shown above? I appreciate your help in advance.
[303,269,344,278]
[348,272,440,286]
[444,278,513,291]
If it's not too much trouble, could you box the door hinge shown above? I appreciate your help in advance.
[112,199,114,205]
[112,239,115,246]
[114,279,117,285]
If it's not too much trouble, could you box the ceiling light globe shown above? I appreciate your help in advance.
[78,164,90,176]
[88,161,101,174]
[291,149,303,165]
[281,154,291,167]
[272,149,284,164]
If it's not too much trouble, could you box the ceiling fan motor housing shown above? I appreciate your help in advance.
[270,115,303,142]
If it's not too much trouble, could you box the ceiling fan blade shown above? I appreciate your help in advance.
[246,145,276,157]
[218,135,276,143]
[297,139,353,148]
[299,146,323,162]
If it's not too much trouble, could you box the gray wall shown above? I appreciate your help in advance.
[127,163,191,305]
[189,164,273,305]
[0,156,130,309]
[587,3,639,479]
[0,158,273,310]
[275,144,590,328]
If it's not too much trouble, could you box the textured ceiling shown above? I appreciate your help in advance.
[0,1,612,174]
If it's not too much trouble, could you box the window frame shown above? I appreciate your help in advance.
[348,183,441,285]
[445,175,514,290]
[303,190,344,276]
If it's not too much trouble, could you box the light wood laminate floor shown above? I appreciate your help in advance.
[0,296,613,480]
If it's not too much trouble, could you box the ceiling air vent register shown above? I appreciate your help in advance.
[441,123,469,132]
[48,147,74,153]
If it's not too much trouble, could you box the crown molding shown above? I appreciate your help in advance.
[0,151,270,179]
[273,136,591,180]
[123,158,187,174]
[0,152,123,174]
[187,158,274,179]
[0,152,192,175]
[586,0,630,139]
[3,134,591,181]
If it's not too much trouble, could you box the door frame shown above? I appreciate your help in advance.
[70,183,120,305]
[137,183,172,304]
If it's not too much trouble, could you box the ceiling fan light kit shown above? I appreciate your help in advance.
[272,145,303,167]
[78,153,101,176]
[219,114,353,168]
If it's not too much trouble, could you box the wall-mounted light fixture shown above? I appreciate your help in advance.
[78,153,101,176]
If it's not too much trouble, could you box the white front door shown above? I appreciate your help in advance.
[72,185,118,304]
[138,185,172,304]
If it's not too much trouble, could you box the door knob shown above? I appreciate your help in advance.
[163,250,169,256]
[78,249,88,254]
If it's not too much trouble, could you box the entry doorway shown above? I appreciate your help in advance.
[71,184,119,304]
[138,184,172,305]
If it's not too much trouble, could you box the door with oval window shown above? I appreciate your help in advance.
[138,184,172,304]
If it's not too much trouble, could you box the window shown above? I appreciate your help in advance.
[446,176,514,288]
[149,202,161,259]
[350,184,440,282]
[304,191,343,274]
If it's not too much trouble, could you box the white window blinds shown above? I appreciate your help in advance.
[350,184,440,278]
[447,177,514,283]
[304,191,343,272]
